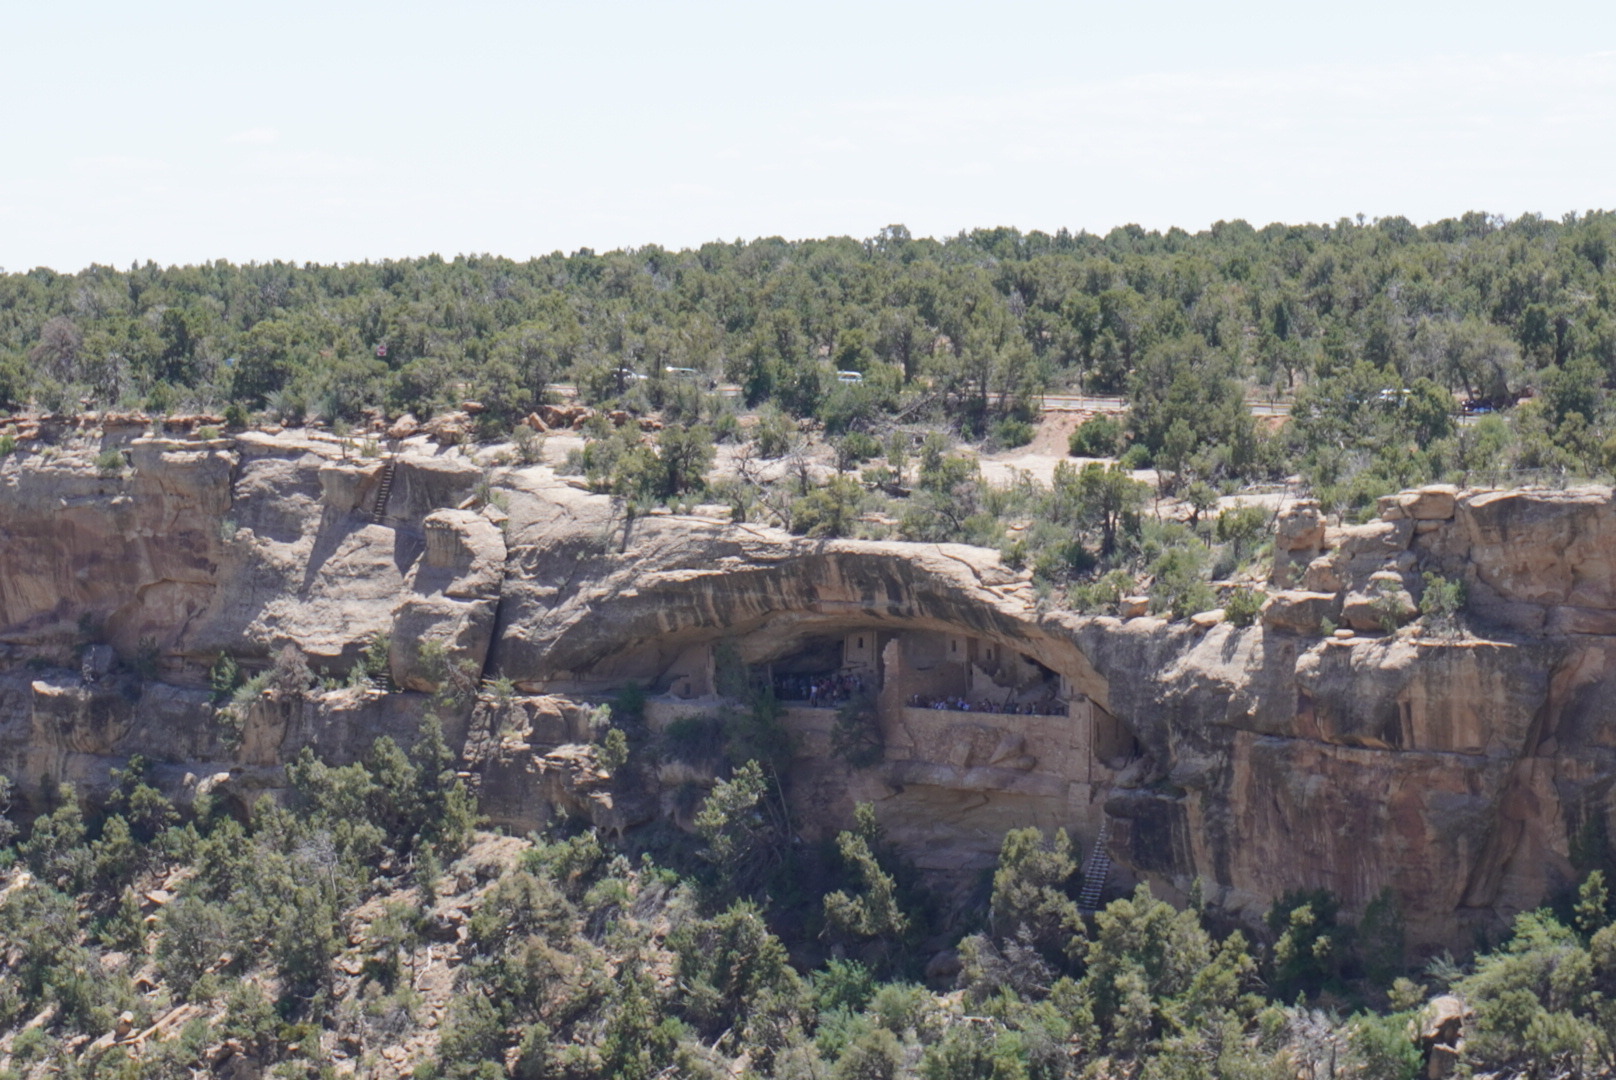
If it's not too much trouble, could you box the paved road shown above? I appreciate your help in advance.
[1043,394,1290,417]
[554,384,1290,416]
[1040,394,1128,413]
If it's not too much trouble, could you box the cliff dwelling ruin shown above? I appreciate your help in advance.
[3,422,1616,949]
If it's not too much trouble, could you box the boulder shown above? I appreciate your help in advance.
[1273,502,1330,586]
[422,411,472,444]
[387,413,420,440]
[1378,486,1458,522]
[1332,518,1415,560]
[537,403,597,430]
[1419,994,1466,1049]
[422,510,506,600]
[317,460,386,515]
[1409,485,1459,520]
[1342,573,1418,632]
[1427,1044,1460,1079]
[1419,994,1468,1076]
[1261,591,1341,635]
[1300,554,1347,594]
[81,644,116,683]
[924,949,962,979]
[1275,502,1327,551]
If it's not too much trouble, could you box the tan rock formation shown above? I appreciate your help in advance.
[11,428,1616,952]
[1261,590,1341,634]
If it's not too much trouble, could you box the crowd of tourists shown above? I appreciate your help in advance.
[773,673,1067,716]
[907,694,1068,717]
[774,672,868,707]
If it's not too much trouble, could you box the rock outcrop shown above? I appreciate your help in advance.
[8,423,1616,953]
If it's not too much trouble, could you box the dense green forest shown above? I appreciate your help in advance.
[7,690,1616,1080]
[4,211,1616,505]
[8,211,1615,620]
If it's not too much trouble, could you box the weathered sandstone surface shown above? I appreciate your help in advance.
[4,423,1616,953]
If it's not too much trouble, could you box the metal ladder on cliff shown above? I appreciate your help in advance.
[1077,817,1113,913]
[370,457,397,524]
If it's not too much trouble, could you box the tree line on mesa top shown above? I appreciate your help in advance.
[2,211,1614,613]
[3,212,1613,450]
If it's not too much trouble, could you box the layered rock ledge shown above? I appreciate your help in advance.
[4,427,1616,950]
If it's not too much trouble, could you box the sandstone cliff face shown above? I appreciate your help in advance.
[5,423,1616,952]
[0,426,488,819]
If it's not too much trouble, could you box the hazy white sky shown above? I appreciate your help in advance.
[4,0,1616,272]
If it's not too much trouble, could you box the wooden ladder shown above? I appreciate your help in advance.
[1077,816,1114,913]
[370,457,397,524]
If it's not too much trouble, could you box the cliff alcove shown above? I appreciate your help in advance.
[3,421,1616,951]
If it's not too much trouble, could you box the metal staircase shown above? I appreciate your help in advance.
[1077,817,1114,913]
[370,458,397,524]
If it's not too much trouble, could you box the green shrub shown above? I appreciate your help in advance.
[812,959,875,1015]
[989,827,1080,957]
[1358,887,1408,988]
[1266,888,1350,999]
[1118,443,1152,470]
[1420,572,1465,637]
[156,897,231,1000]
[511,423,545,464]
[1069,569,1136,615]
[712,410,742,443]
[598,727,629,773]
[96,448,126,474]
[831,694,884,768]
[1371,578,1411,634]
[663,715,727,764]
[362,632,391,678]
[793,476,864,538]
[823,818,907,942]
[1214,505,1269,566]
[1223,586,1265,628]
[11,1026,50,1063]
[1069,414,1123,458]
[438,989,506,1070]
[835,431,882,470]
[1348,1011,1422,1080]
[991,417,1035,449]
[1150,544,1215,620]
[753,407,796,458]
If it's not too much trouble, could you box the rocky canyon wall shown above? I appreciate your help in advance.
[3,420,1616,953]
